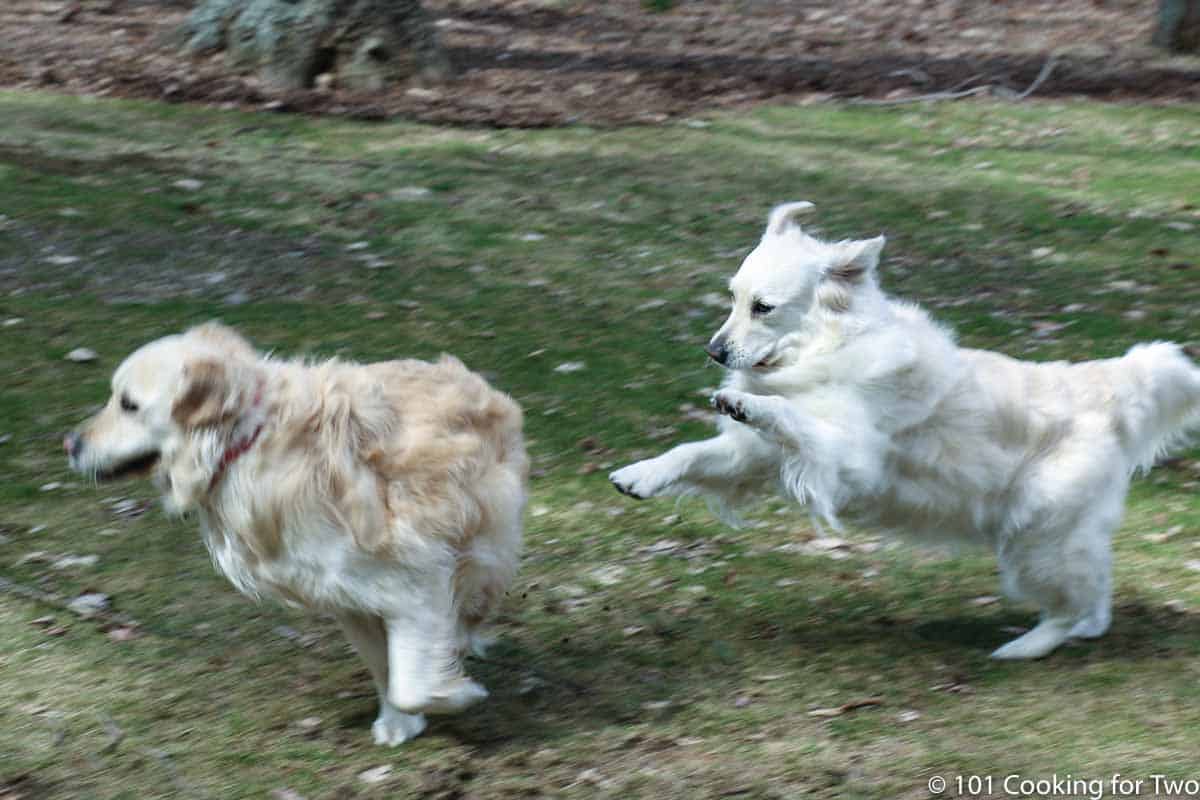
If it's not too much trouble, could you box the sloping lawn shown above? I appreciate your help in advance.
[1,91,1198,799]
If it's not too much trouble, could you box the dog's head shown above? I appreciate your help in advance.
[706,202,886,370]
[65,323,260,511]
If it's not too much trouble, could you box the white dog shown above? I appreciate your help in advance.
[67,323,527,744]
[611,202,1200,660]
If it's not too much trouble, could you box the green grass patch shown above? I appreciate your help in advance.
[1,90,1198,799]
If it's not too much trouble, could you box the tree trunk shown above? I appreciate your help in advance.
[1153,0,1200,53]
[182,0,452,91]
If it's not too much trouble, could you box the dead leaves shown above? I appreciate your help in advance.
[807,697,884,718]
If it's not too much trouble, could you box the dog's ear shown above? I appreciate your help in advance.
[766,201,815,237]
[818,236,886,313]
[172,358,232,429]
[827,235,886,286]
[185,322,257,361]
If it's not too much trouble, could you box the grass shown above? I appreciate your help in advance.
[1,90,1199,799]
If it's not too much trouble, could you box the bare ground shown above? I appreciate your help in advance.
[1,0,1198,127]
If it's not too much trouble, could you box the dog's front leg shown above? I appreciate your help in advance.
[610,427,774,500]
[336,611,427,746]
[712,389,820,450]
[384,567,489,717]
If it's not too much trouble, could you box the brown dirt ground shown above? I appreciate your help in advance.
[1,0,1198,127]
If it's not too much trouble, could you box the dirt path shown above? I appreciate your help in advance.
[1,0,1197,126]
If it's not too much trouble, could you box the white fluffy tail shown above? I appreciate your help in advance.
[1117,343,1200,472]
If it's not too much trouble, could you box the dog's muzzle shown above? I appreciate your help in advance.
[705,339,729,366]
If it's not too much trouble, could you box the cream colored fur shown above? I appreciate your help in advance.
[69,323,527,745]
[612,202,1200,660]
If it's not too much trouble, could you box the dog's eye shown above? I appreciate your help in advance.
[751,300,776,316]
[120,394,139,413]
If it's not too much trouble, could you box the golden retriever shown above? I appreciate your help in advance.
[67,323,527,745]
[612,202,1200,660]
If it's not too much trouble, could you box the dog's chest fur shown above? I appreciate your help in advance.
[198,504,416,613]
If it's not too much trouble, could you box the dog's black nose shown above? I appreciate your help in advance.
[64,432,82,459]
[705,340,728,365]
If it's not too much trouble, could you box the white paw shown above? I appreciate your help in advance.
[990,618,1074,660]
[711,389,753,424]
[390,676,489,715]
[610,460,667,500]
[372,706,427,746]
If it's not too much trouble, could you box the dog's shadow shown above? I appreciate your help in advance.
[397,589,1200,749]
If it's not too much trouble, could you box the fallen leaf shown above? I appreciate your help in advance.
[52,554,99,570]
[295,716,321,733]
[107,625,140,642]
[589,565,627,586]
[65,348,98,363]
[68,592,110,618]
[357,765,392,785]
[1143,525,1183,544]
[807,707,844,718]
[389,186,432,201]
[808,698,884,717]
[553,361,586,374]
[930,681,973,694]
[809,537,849,550]
[15,551,50,566]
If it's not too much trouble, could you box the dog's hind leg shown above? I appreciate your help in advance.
[991,487,1124,659]
[384,566,489,716]
[336,611,427,746]
[455,494,524,659]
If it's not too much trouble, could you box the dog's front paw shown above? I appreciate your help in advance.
[610,461,665,500]
[711,389,752,424]
[372,707,427,746]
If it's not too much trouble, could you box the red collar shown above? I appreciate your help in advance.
[208,382,265,493]
[208,424,263,493]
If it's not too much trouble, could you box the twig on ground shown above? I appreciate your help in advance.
[847,85,993,106]
[1016,56,1059,100]
[847,55,1058,106]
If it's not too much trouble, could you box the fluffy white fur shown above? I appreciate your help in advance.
[67,323,527,745]
[612,202,1200,660]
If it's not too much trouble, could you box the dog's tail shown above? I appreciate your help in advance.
[1116,342,1200,473]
